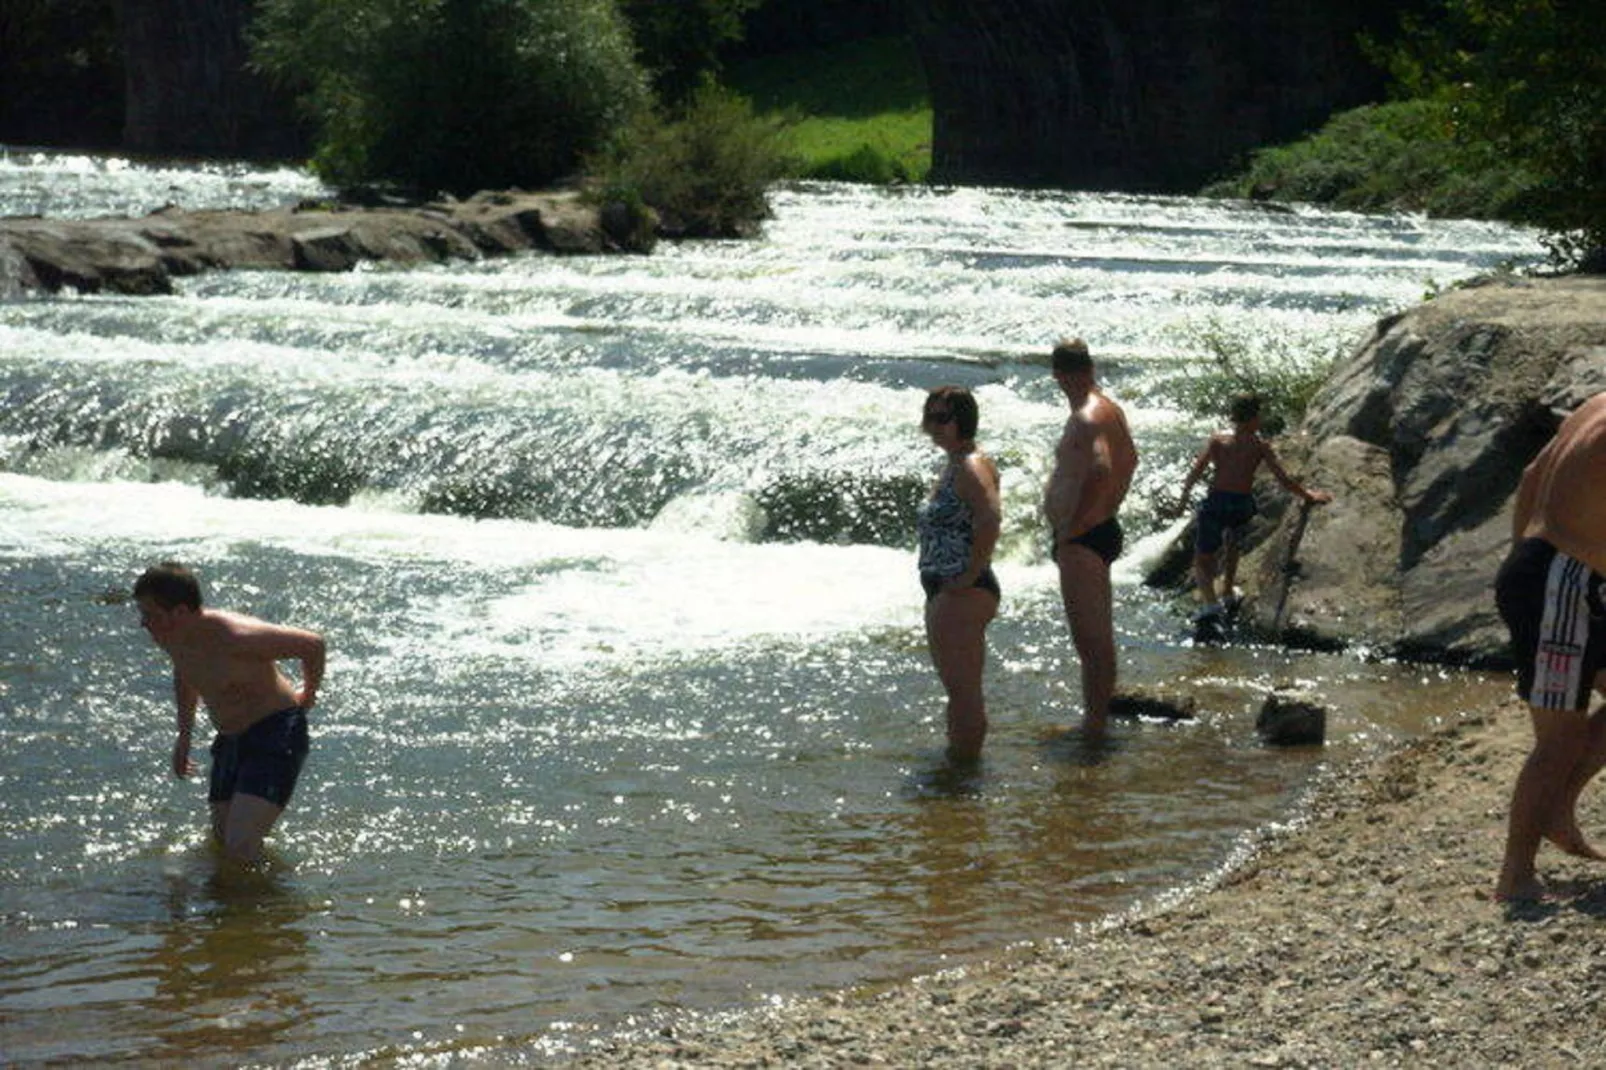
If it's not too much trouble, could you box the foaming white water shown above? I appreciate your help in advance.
[0,473,936,666]
[0,148,327,219]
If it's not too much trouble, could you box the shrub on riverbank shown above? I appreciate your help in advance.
[1202,99,1538,222]
[587,82,792,238]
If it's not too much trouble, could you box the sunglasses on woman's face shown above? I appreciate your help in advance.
[923,409,955,424]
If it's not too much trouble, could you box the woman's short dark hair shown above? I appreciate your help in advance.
[133,561,203,610]
[925,385,979,439]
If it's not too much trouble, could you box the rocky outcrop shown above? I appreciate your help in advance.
[1163,275,1606,666]
[0,190,654,296]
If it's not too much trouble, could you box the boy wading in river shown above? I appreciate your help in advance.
[134,562,325,863]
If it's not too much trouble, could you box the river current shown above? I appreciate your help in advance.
[0,150,1539,1066]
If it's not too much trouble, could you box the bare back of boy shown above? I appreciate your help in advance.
[164,609,316,734]
[1205,430,1271,494]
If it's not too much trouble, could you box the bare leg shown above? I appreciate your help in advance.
[1057,542,1116,739]
[1192,550,1219,607]
[218,793,286,863]
[1546,684,1606,859]
[1219,530,1242,599]
[1496,705,1591,900]
[925,588,996,764]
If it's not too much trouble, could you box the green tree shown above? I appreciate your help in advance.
[1388,0,1606,267]
[617,0,760,104]
[251,0,649,196]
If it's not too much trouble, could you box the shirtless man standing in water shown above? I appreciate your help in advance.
[1043,338,1138,739]
[133,562,325,863]
[1493,392,1606,902]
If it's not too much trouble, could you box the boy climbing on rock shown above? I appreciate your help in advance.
[1170,393,1331,622]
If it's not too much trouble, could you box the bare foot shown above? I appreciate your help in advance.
[1491,876,1548,903]
[1544,821,1606,860]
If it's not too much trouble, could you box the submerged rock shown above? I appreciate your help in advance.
[1255,690,1327,746]
[1110,686,1197,721]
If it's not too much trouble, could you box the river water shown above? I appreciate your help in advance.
[0,150,1538,1066]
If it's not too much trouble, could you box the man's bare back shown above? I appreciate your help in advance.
[1516,392,1606,575]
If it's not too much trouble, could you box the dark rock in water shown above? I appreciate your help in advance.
[1110,687,1196,721]
[1256,691,1327,746]
[0,189,658,297]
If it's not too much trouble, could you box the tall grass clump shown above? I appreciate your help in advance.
[588,82,793,238]
[1165,317,1353,432]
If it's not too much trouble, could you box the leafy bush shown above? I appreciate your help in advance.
[587,82,792,238]
[1203,98,1540,221]
[251,0,649,196]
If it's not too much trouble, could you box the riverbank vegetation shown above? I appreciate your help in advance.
[1164,318,1351,431]
[250,0,791,237]
[587,82,792,238]
[726,36,931,184]
[1207,0,1603,270]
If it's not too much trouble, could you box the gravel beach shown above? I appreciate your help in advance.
[556,697,1606,1068]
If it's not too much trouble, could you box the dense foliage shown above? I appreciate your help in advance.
[618,0,759,103]
[587,82,792,238]
[1202,98,1538,221]
[251,0,649,196]
[1384,0,1606,267]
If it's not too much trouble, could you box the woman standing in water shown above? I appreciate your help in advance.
[918,386,1002,764]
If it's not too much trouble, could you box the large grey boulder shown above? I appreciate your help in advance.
[1228,275,1606,665]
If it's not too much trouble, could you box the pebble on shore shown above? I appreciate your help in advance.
[551,697,1606,1068]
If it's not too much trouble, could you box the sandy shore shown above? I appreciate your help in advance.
[554,697,1606,1068]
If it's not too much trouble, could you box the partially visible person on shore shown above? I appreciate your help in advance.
[1042,338,1137,739]
[918,387,1002,765]
[133,562,325,863]
[1493,391,1606,902]
[1169,392,1332,623]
